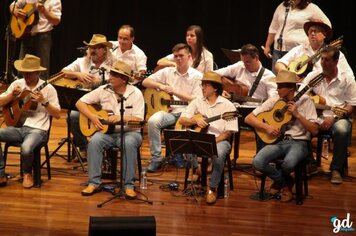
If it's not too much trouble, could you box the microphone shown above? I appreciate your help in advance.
[287,0,294,7]
[76,46,88,51]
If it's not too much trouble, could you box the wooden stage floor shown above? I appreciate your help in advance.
[0,110,355,235]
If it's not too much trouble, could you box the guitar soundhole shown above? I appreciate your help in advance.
[273,110,284,122]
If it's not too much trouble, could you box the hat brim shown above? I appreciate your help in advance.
[304,21,333,40]
[14,60,47,72]
[110,68,134,82]
[83,41,113,49]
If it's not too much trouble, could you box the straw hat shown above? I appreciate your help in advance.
[83,34,113,48]
[110,60,133,82]
[14,54,46,72]
[270,70,298,83]
[304,20,333,40]
[201,71,222,84]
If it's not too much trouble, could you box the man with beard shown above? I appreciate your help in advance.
[62,34,115,161]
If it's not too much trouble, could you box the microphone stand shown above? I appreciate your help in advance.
[97,93,126,207]
[99,67,106,85]
[277,3,291,51]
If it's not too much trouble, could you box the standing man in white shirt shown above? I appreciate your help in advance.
[10,0,62,80]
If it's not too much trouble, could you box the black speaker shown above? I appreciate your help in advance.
[88,216,156,236]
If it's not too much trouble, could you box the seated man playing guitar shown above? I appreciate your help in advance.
[245,70,319,202]
[301,46,356,184]
[0,54,61,188]
[178,71,238,204]
[275,20,354,80]
[142,43,203,172]
[215,44,277,105]
[76,60,144,198]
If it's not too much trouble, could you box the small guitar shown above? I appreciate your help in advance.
[255,73,324,144]
[143,88,189,118]
[288,36,343,78]
[79,104,145,137]
[230,94,264,104]
[175,111,240,133]
[314,103,349,119]
[221,77,249,96]
[10,0,47,39]
[3,75,62,127]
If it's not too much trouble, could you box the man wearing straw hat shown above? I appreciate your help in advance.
[76,60,144,198]
[0,54,61,188]
[62,34,115,161]
[245,69,318,202]
[178,71,238,204]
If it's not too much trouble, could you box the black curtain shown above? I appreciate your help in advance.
[0,0,355,80]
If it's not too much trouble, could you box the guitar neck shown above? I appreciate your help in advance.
[231,94,264,103]
[204,114,223,124]
[161,99,188,106]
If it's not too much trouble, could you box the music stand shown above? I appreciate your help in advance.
[221,48,241,64]
[164,129,218,201]
[42,85,88,171]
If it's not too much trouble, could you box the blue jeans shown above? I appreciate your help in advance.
[253,139,308,185]
[0,126,48,176]
[70,110,87,151]
[20,31,52,80]
[87,131,142,189]
[329,119,352,172]
[147,111,180,162]
[185,140,231,189]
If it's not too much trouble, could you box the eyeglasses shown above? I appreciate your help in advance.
[308,28,323,34]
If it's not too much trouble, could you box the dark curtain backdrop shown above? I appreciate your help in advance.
[0,0,355,81]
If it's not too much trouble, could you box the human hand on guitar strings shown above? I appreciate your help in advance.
[30,91,47,104]
[192,116,209,129]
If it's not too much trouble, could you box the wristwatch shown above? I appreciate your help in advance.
[42,101,50,107]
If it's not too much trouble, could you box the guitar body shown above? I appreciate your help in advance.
[311,95,326,105]
[79,105,110,137]
[175,114,205,133]
[10,4,36,39]
[3,90,38,127]
[255,100,292,144]
[221,77,248,96]
[288,54,313,78]
[143,88,173,118]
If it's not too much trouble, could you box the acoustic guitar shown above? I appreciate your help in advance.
[255,73,324,144]
[175,111,240,133]
[314,103,349,119]
[10,0,47,39]
[288,36,343,78]
[221,77,249,96]
[2,75,62,127]
[79,104,145,137]
[143,88,189,118]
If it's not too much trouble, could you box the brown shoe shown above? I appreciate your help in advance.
[0,176,7,187]
[280,186,293,202]
[331,170,343,184]
[125,188,137,198]
[23,173,34,189]
[206,188,217,204]
[81,185,101,196]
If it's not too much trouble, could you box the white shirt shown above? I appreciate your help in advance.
[80,84,144,132]
[110,41,147,72]
[269,2,331,51]
[180,96,238,136]
[215,61,278,103]
[277,42,355,79]
[1,78,60,130]
[14,0,62,34]
[148,67,203,113]
[302,70,356,118]
[62,56,113,84]
[252,94,317,140]
[166,48,214,73]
